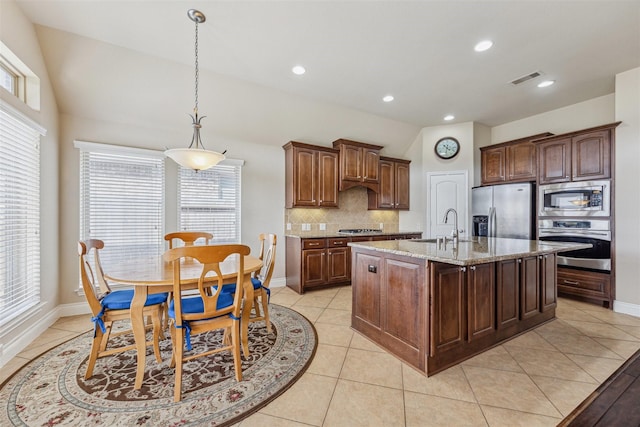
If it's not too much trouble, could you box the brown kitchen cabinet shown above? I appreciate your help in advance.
[367,157,411,210]
[496,259,519,329]
[286,237,351,293]
[283,141,339,208]
[520,256,540,320]
[540,253,557,311]
[467,263,496,341]
[332,139,383,192]
[352,249,427,370]
[557,266,612,308]
[480,133,552,185]
[536,122,620,184]
[430,262,466,356]
[286,233,421,294]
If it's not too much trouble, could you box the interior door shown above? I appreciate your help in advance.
[427,171,469,239]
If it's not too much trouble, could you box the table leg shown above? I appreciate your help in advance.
[241,273,254,358]
[131,286,148,389]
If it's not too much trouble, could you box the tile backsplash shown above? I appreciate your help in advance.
[284,187,399,234]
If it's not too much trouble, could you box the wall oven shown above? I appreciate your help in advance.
[538,219,611,272]
[538,180,610,217]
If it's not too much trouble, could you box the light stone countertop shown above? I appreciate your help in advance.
[285,231,422,239]
[348,237,592,266]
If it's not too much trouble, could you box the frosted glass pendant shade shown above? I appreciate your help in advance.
[165,148,225,171]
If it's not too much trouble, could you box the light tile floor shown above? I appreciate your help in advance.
[3,286,640,427]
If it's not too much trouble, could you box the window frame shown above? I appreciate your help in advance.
[0,101,46,328]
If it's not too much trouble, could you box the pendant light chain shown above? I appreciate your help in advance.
[194,19,199,116]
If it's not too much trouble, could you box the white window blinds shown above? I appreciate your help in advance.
[0,102,45,326]
[178,162,242,244]
[78,142,164,271]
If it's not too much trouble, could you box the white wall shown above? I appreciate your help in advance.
[0,0,60,362]
[614,67,640,310]
[491,94,615,143]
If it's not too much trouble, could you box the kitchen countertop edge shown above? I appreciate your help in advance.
[348,238,592,266]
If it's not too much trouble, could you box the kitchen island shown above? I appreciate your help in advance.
[349,237,590,375]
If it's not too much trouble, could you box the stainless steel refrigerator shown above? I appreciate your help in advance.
[471,182,535,239]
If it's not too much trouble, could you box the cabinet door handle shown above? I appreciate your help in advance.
[460,267,466,272]
[518,259,522,263]
[309,243,320,246]
[563,279,579,285]
[470,265,476,271]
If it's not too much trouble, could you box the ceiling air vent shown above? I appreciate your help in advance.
[510,71,542,86]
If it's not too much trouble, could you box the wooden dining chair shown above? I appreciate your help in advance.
[164,231,213,249]
[78,239,167,380]
[164,243,251,402]
[222,233,277,334]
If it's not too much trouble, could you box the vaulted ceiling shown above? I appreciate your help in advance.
[15,1,640,129]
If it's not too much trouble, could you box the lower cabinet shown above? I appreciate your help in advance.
[352,250,427,370]
[557,266,611,308]
[286,233,422,293]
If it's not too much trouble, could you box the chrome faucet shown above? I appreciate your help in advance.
[443,208,460,246]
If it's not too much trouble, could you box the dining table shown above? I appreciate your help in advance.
[104,253,262,390]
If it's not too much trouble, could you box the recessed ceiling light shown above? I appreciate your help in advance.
[383,95,394,102]
[474,40,493,52]
[537,80,555,88]
[292,65,306,75]
[444,115,455,121]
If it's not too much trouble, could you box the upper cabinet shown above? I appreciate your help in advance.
[332,139,383,192]
[368,157,411,210]
[283,141,339,208]
[480,133,553,185]
[536,123,620,184]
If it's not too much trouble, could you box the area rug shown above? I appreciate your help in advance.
[1,304,317,426]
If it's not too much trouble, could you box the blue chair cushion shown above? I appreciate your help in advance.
[221,277,262,294]
[101,289,168,310]
[167,292,234,319]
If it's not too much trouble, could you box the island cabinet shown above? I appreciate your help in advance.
[480,133,552,185]
[283,141,339,208]
[332,139,383,192]
[352,250,427,370]
[367,157,411,210]
[350,242,563,376]
[536,122,620,184]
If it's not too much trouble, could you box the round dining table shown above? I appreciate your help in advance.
[104,254,262,390]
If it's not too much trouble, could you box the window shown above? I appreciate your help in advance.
[77,141,165,273]
[178,161,243,243]
[1,42,41,111]
[0,101,46,326]
[0,62,18,95]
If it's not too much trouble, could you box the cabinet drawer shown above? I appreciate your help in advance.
[328,238,349,248]
[302,239,326,249]
[557,269,610,296]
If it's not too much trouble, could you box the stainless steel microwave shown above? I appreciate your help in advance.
[538,180,610,217]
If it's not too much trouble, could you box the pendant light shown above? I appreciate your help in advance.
[165,9,225,171]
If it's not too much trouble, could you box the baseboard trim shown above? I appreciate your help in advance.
[613,300,640,318]
[0,307,60,367]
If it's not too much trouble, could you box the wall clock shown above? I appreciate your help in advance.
[434,137,460,159]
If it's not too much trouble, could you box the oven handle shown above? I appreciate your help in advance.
[538,230,611,240]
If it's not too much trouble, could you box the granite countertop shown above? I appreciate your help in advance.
[348,237,592,266]
[285,231,423,239]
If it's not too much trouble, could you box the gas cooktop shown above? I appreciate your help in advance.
[337,229,383,235]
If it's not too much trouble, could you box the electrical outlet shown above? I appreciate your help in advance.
[319,223,326,231]
[286,223,292,230]
[302,223,311,231]
[379,223,384,229]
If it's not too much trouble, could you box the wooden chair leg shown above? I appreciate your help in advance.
[98,322,112,352]
[169,325,177,369]
[231,321,243,382]
[173,327,184,402]
[85,332,103,379]
[261,291,271,333]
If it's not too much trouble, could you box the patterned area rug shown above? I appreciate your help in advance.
[1,304,316,426]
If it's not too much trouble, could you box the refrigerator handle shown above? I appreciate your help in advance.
[489,207,496,237]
